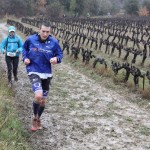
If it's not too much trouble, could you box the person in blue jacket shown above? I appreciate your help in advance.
[0,26,23,85]
[22,21,63,131]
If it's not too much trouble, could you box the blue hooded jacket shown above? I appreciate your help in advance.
[0,26,23,57]
[22,34,63,75]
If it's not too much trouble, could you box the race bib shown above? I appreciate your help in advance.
[7,52,16,57]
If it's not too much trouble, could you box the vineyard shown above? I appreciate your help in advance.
[0,16,150,150]
[7,16,150,98]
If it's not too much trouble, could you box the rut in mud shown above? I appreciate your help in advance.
[0,23,150,150]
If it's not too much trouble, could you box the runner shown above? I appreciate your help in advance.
[22,21,63,131]
[0,26,23,86]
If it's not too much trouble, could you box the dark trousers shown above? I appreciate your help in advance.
[5,56,19,82]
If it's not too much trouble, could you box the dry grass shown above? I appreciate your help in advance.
[141,87,150,99]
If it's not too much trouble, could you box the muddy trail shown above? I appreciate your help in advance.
[0,23,150,150]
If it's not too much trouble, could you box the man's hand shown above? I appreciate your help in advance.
[50,57,57,65]
[24,58,30,65]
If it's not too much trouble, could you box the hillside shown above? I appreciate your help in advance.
[0,22,150,150]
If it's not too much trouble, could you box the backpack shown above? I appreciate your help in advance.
[5,36,19,51]
[5,36,20,57]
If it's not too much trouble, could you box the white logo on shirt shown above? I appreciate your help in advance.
[35,43,39,46]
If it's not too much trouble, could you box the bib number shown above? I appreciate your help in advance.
[7,52,16,57]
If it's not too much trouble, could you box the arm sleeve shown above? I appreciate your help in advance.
[54,41,63,63]
[22,38,29,62]
[0,38,7,53]
[17,37,23,53]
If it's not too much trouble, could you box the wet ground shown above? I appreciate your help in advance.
[0,23,150,150]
